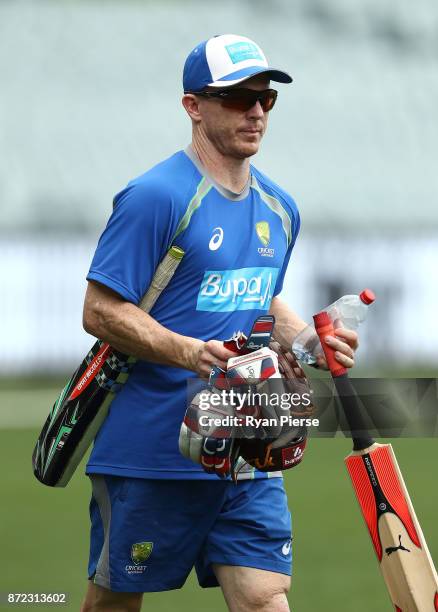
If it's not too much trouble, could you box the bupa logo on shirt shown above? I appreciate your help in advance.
[196,267,279,312]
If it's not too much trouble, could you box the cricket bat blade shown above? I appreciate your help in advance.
[346,443,438,611]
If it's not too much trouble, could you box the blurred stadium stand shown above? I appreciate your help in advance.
[1,0,437,373]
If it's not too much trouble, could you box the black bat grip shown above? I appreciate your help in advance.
[313,312,374,451]
[332,374,375,451]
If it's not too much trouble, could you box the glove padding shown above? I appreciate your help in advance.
[270,341,314,417]
[237,435,307,472]
[178,382,238,479]
[178,421,238,478]
[236,342,313,473]
[178,317,313,478]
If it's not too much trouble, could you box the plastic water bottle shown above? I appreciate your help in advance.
[291,326,322,365]
[292,289,376,365]
[325,289,375,331]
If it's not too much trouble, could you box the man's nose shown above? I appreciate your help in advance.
[247,99,265,118]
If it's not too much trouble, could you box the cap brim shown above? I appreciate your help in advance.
[208,66,293,88]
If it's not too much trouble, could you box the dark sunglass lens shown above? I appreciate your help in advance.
[220,91,254,111]
[219,89,278,111]
[261,90,277,111]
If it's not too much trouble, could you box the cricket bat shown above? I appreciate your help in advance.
[314,310,438,611]
[32,245,184,488]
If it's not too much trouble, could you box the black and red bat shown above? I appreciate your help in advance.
[32,245,184,487]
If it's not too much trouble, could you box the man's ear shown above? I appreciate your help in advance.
[182,94,202,123]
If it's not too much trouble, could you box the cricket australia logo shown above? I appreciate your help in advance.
[256,221,270,246]
[132,542,153,564]
[256,221,274,258]
[196,267,279,312]
[125,542,153,575]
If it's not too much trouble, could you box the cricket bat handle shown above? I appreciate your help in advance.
[139,245,185,312]
[313,311,374,451]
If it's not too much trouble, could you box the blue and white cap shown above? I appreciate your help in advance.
[183,34,292,92]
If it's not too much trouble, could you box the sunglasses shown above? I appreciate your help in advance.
[192,88,278,112]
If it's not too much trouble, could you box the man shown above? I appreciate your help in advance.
[80,34,358,612]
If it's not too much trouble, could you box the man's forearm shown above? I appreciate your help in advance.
[83,282,202,371]
[269,295,359,370]
[269,296,308,349]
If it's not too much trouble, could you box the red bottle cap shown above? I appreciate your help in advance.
[360,289,375,305]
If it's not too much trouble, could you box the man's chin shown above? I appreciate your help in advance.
[233,142,261,159]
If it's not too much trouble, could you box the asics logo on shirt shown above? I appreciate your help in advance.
[196,267,279,312]
[282,539,292,556]
[209,227,224,251]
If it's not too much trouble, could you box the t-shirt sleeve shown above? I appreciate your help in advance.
[273,202,301,297]
[87,180,180,304]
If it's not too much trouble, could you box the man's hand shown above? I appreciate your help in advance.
[188,339,238,378]
[315,326,359,370]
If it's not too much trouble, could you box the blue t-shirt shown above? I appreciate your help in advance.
[86,147,300,479]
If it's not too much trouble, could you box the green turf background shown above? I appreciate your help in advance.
[1,384,437,611]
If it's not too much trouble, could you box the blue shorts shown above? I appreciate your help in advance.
[88,476,292,592]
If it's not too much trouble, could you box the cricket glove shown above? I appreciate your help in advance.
[179,316,275,479]
[179,316,313,478]
[236,342,313,473]
[178,381,239,479]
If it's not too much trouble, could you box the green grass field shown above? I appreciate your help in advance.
[1,385,437,611]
